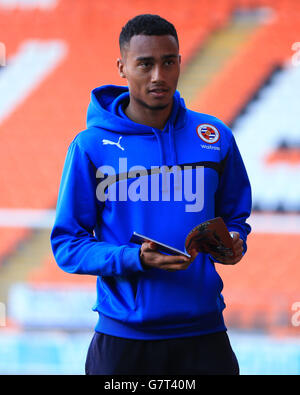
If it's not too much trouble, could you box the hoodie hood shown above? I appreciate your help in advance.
[86,84,187,134]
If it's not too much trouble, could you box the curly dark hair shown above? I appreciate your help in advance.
[119,14,179,52]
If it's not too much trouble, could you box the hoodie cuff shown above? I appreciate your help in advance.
[122,246,146,273]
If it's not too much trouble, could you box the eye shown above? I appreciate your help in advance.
[165,59,175,66]
[139,62,152,69]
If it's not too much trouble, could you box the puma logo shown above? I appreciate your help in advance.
[102,136,124,151]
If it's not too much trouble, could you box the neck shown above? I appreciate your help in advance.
[125,98,173,130]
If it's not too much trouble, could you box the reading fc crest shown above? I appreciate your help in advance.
[196,124,220,144]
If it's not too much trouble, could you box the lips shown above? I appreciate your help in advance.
[148,87,169,97]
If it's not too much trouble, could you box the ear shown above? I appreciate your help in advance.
[178,54,182,65]
[117,58,126,79]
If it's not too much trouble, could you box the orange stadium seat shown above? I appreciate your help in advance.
[190,0,300,124]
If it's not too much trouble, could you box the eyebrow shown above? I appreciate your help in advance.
[135,54,179,62]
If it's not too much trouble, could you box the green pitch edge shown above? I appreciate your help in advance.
[177,13,262,106]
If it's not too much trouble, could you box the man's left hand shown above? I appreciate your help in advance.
[211,231,244,265]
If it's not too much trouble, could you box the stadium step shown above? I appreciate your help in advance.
[0,228,51,304]
[177,11,261,106]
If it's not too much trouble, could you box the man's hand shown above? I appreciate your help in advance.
[140,241,193,271]
[210,231,244,265]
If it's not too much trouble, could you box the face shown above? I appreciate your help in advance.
[118,35,181,112]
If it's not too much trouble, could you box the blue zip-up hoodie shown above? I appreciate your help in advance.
[51,85,251,339]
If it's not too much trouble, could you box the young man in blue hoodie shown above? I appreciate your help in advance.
[51,14,251,375]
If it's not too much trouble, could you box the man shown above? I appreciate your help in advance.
[51,14,251,375]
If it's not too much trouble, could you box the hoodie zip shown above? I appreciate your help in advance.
[116,91,182,191]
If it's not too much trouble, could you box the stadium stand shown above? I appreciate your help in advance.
[191,0,300,124]
[232,62,300,212]
[0,0,299,341]
[0,0,236,274]
[0,228,30,266]
[27,255,95,285]
[218,232,300,335]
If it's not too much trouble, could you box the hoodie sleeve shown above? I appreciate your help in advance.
[215,133,252,254]
[50,140,145,277]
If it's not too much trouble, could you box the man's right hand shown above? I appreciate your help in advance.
[139,241,194,271]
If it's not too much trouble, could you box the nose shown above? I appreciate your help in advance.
[151,65,165,83]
